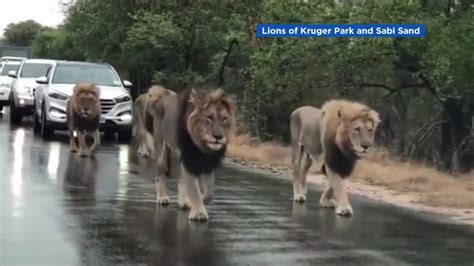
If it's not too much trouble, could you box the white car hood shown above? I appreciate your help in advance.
[50,84,129,99]
[16,78,39,89]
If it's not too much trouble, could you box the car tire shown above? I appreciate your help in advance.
[41,105,54,138]
[104,130,116,140]
[10,103,22,125]
[33,105,41,134]
[118,129,132,142]
[0,105,3,114]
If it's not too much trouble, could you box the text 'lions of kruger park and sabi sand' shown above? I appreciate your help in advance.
[67,82,102,158]
[290,99,380,216]
[136,86,236,221]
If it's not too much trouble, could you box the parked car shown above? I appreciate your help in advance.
[0,61,22,112]
[33,60,134,140]
[9,59,56,124]
[1,56,26,63]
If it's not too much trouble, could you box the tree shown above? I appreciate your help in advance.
[3,20,45,46]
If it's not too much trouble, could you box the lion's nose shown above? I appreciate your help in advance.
[361,144,370,150]
[213,134,223,141]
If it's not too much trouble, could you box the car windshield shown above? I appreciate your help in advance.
[1,64,20,76]
[19,63,52,78]
[52,64,121,86]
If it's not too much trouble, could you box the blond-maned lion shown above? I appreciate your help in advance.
[67,82,101,157]
[133,85,176,158]
[290,100,380,216]
[150,88,235,221]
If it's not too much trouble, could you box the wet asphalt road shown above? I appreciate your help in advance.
[0,112,474,266]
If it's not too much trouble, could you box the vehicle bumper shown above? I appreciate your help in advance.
[45,98,133,131]
[13,94,34,108]
[0,87,11,103]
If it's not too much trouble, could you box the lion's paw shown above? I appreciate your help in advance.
[178,200,191,210]
[156,196,170,206]
[335,204,353,216]
[320,198,337,208]
[189,207,208,221]
[293,194,306,203]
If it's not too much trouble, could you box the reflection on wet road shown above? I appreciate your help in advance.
[1,116,473,266]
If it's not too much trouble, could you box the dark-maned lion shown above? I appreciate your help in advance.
[67,82,101,157]
[133,85,176,158]
[150,88,235,221]
[290,100,380,216]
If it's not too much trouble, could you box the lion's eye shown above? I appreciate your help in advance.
[355,127,361,133]
[368,128,373,133]
[206,115,213,121]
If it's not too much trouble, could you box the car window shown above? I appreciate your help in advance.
[19,63,53,78]
[52,64,121,86]
[1,63,21,76]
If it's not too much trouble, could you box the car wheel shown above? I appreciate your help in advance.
[33,105,41,134]
[118,128,132,142]
[0,105,3,114]
[104,130,116,140]
[41,105,54,138]
[10,103,22,125]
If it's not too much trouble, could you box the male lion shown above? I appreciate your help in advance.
[67,82,101,157]
[290,100,380,216]
[150,88,235,221]
[133,85,176,158]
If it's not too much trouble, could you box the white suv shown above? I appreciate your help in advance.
[0,61,22,113]
[33,60,134,140]
[9,59,56,124]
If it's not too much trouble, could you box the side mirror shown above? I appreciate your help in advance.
[123,80,133,88]
[36,76,48,84]
[8,71,17,78]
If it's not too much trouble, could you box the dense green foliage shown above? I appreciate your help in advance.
[30,0,473,172]
[3,20,45,46]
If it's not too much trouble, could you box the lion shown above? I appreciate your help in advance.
[149,87,235,221]
[290,100,380,216]
[67,82,102,157]
[133,85,176,158]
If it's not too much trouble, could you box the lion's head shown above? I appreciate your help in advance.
[147,85,174,102]
[72,82,101,119]
[323,100,380,158]
[184,88,235,153]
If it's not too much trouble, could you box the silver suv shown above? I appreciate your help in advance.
[33,60,134,140]
[9,59,55,124]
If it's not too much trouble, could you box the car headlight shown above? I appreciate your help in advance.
[115,95,131,103]
[0,82,11,88]
[17,86,32,95]
[49,92,69,101]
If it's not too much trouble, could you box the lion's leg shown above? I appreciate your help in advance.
[155,173,170,205]
[88,130,101,157]
[155,140,170,205]
[300,153,313,195]
[201,171,215,205]
[178,176,190,209]
[145,132,155,158]
[77,131,88,157]
[319,184,337,208]
[326,167,353,216]
[292,144,306,203]
[181,163,208,221]
[69,128,77,153]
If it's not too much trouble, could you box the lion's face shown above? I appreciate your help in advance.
[346,116,377,156]
[334,105,380,157]
[186,89,235,153]
[72,83,101,119]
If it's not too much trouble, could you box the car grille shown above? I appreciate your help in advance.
[100,99,116,114]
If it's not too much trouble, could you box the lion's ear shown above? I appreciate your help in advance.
[369,110,381,124]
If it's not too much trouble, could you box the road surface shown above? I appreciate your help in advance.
[1,113,473,266]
